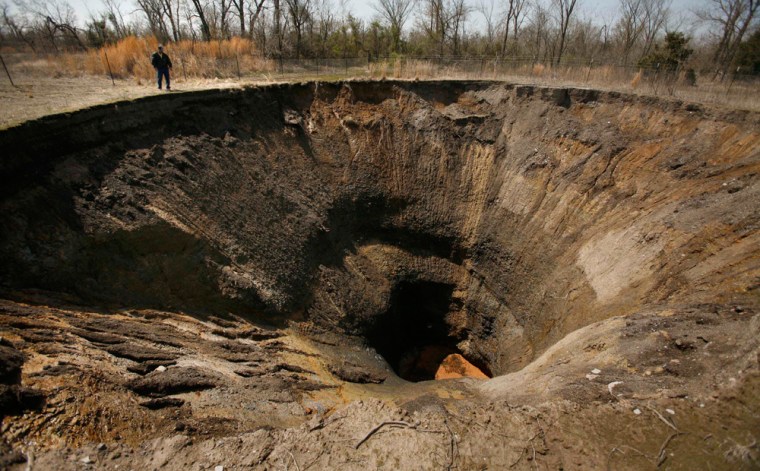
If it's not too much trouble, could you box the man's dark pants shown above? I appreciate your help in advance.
[156,67,170,89]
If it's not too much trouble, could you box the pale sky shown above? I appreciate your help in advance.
[58,0,712,34]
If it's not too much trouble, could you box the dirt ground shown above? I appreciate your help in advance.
[1,80,759,469]
[0,76,251,129]
[2,69,758,130]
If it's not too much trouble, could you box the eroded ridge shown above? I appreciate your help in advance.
[0,81,758,469]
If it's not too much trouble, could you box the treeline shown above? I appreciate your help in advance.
[1,0,758,76]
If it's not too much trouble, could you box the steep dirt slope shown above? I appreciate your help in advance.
[0,81,758,469]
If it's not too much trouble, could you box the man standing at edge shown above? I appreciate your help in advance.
[151,45,173,91]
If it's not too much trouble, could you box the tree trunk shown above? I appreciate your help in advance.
[191,0,212,40]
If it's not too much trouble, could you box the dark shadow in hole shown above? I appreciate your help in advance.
[366,280,490,382]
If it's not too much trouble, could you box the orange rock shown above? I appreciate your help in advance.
[435,353,489,380]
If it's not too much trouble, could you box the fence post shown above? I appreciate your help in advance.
[585,59,593,83]
[0,53,15,87]
[727,66,740,95]
[235,54,241,79]
[103,50,115,86]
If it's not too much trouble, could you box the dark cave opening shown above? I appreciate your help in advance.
[366,280,491,382]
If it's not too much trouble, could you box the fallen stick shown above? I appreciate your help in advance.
[509,427,545,468]
[287,450,301,471]
[646,406,679,432]
[355,421,417,449]
[656,432,684,467]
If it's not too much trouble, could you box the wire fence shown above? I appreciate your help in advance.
[1,50,759,112]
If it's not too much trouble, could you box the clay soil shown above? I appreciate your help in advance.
[0,80,758,470]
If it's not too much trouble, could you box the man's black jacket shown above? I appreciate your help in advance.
[151,52,172,69]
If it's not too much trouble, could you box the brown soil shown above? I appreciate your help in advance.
[0,80,758,469]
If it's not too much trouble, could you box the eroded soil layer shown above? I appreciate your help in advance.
[0,81,758,469]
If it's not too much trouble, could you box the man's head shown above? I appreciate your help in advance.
[158,45,164,53]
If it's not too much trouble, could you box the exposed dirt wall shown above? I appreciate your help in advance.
[2,81,757,373]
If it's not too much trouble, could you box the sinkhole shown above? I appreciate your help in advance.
[0,80,756,392]
[366,281,492,382]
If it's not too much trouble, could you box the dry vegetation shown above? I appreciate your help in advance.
[0,35,758,130]
[65,36,274,80]
[367,57,760,111]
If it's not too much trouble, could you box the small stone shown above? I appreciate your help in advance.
[96,443,107,451]
[633,408,642,415]
[665,409,675,415]
[215,466,224,471]
[585,373,599,380]
[155,365,167,372]
[591,368,601,374]
[81,456,93,464]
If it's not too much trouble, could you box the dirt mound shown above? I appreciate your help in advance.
[0,80,758,469]
[435,353,489,380]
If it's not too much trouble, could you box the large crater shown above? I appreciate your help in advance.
[3,81,757,373]
[1,81,758,468]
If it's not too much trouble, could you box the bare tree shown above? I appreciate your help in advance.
[135,0,171,41]
[100,0,129,39]
[552,0,579,65]
[188,0,213,40]
[477,0,497,50]
[313,0,336,56]
[160,0,182,41]
[14,0,85,51]
[230,0,265,37]
[500,0,527,56]
[418,0,469,56]
[216,0,234,37]
[246,0,266,37]
[615,0,645,65]
[418,0,446,55]
[526,1,549,62]
[699,0,759,76]
[449,0,468,55]
[273,0,283,56]
[1,2,35,50]
[285,0,311,58]
[641,0,669,57]
[373,0,415,53]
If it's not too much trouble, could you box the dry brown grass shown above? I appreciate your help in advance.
[363,58,760,112]
[69,36,275,80]
[2,47,758,114]
[630,69,643,89]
